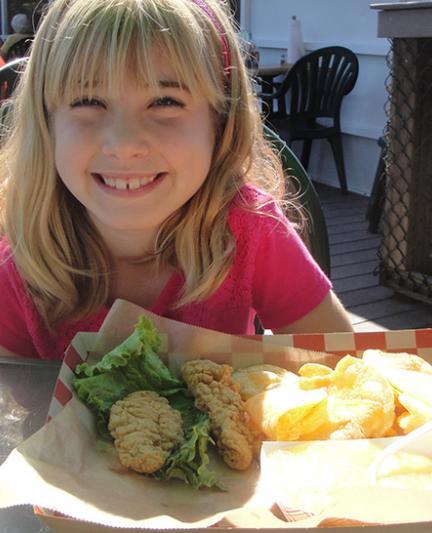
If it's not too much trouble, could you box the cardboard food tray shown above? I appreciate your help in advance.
[1,299,432,532]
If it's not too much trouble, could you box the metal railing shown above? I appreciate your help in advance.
[379,37,432,303]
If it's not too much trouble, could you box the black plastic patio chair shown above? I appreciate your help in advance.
[260,46,359,195]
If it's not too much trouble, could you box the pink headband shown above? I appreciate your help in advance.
[191,0,230,74]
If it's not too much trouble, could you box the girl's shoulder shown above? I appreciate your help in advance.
[0,238,27,296]
[228,183,290,234]
[230,183,275,209]
[0,238,15,271]
[0,238,34,304]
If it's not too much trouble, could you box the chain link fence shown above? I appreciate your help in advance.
[379,37,432,303]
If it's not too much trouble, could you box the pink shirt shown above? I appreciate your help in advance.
[0,185,331,360]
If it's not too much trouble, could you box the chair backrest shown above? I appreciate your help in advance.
[254,125,331,333]
[3,36,33,62]
[263,124,331,277]
[280,46,359,123]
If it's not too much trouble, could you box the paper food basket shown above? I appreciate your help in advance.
[1,299,432,532]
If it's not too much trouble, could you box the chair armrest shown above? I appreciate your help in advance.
[257,92,278,102]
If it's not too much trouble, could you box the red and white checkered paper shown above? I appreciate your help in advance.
[47,303,432,421]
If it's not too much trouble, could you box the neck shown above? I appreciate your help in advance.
[99,226,158,263]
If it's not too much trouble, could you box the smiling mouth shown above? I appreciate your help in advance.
[94,173,163,190]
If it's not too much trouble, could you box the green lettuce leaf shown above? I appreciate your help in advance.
[73,315,184,433]
[153,392,223,489]
[72,314,219,489]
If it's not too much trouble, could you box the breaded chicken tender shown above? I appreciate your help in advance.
[181,359,255,471]
[108,390,184,474]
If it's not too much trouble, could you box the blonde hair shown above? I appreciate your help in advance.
[0,0,286,329]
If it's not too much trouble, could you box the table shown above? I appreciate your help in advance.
[258,63,290,78]
[0,356,61,532]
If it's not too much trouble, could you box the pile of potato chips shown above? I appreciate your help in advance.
[232,350,432,441]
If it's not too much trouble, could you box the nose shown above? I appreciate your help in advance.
[101,115,151,160]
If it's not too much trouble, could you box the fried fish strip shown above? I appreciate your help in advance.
[109,390,184,474]
[181,359,255,471]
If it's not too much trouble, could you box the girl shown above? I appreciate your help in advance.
[0,0,352,360]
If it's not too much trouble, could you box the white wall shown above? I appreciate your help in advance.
[242,0,390,196]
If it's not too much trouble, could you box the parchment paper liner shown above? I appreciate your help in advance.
[0,299,432,529]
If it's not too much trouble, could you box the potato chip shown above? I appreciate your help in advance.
[324,355,395,438]
[298,362,333,390]
[232,364,295,400]
[398,392,432,421]
[363,349,432,375]
[396,411,425,434]
[283,397,329,440]
[393,390,407,417]
[383,368,432,405]
[303,398,390,440]
[330,356,392,404]
[245,381,327,440]
[299,374,333,390]
[298,363,333,377]
[300,418,336,440]
[383,426,400,437]
[328,398,390,439]
[242,351,432,443]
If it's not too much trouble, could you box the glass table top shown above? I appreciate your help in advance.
[0,356,61,532]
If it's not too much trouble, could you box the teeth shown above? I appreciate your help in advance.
[101,175,158,189]
[129,178,140,190]
[115,179,127,190]
[139,176,155,187]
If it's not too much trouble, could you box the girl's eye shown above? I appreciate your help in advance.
[70,97,106,109]
[151,96,184,108]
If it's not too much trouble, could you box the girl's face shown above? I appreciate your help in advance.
[51,52,215,248]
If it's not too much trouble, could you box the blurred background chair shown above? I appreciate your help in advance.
[0,13,33,63]
[255,125,331,334]
[264,124,331,278]
[0,58,27,144]
[2,37,33,62]
[260,46,359,195]
[0,57,26,103]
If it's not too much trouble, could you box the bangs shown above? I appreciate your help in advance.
[42,0,227,110]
